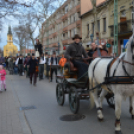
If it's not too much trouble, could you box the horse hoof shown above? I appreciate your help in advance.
[98,118,104,122]
[132,115,134,119]
[115,130,122,134]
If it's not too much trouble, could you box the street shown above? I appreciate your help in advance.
[6,74,134,134]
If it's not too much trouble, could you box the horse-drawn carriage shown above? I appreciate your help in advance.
[56,58,115,114]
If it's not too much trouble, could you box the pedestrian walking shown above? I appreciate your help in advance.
[0,65,6,92]
[0,54,5,66]
[39,53,46,80]
[5,56,8,69]
[58,53,67,74]
[24,54,31,77]
[8,57,14,74]
[50,51,58,82]
[59,53,67,68]
[27,53,38,86]
[15,54,24,76]
[45,54,51,79]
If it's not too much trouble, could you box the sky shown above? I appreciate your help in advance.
[0,0,66,51]
[0,16,39,51]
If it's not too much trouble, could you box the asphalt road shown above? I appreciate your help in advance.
[7,74,134,134]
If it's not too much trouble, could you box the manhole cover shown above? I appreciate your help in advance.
[20,106,36,111]
[60,114,85,121]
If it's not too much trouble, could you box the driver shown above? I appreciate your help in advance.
[65,34,88,79]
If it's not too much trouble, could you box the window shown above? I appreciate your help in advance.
[87,24,89,37]
[103,18,106,32]
[97,20,100,32]
[92,23,94,35]
[73,15,76,22]
[121,10,126,17]
[65,5,68,13]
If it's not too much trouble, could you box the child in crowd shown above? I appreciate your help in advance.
[0,65,6,92]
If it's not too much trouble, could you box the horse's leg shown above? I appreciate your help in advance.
[115,94,122,134]
[93,88,104,121]
[129,96,134,119]
[99,88,108,109]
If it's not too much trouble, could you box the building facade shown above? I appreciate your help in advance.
[3,26,18,57]
[40,0,81,54]
[81,0,110,49]
[108,0,133,54]
[81,0,133,55]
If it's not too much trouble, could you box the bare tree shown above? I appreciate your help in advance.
[0,0,37,42]
[38,0,66,54]
[13,25,31,55]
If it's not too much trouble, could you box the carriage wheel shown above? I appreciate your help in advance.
[106,93,115,109]
[69,87,79,114]
[56,83,65,106]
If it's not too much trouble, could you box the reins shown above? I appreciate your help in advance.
[120,59,134,66]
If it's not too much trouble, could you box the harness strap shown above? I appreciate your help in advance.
[122,58,130,77]
[106,58,115,78]
[93,59,102,78]
[91,59,102,89]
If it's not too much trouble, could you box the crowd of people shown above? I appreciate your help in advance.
[0,34,108,91]
[0,51,67,88]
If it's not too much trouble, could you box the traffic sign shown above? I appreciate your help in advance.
[106,43,111,48]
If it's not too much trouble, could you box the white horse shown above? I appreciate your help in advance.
[88,35,134,134]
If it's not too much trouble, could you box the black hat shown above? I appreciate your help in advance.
[32,53,35,56]
[72,34,82,40]
[20,54,22,56]
[53,51,56,54]
[27,53,31,56]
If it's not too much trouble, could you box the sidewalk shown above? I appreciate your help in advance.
[0,74,31,134]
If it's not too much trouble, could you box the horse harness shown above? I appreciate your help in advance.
[89,53,134,92]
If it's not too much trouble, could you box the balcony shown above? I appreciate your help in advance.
[62,14,68,21]
[76,20,81,27]
[109,19,132,37]
[52,32,57,37]
[62,39,68,45]
[63,27,68,33]
[76,5,80,12]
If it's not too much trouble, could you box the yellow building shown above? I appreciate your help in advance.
[4,26,18,57]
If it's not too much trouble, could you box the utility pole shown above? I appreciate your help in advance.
[114,0,118,56]
[132,0,134,34]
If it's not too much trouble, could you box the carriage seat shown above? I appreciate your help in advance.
[64,61,78,72]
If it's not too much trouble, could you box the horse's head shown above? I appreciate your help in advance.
[126,35,134,60]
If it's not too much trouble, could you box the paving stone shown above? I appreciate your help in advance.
[0,75,25,134]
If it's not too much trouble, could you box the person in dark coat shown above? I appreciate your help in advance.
[34,39,43,56]
[27,53,38,86]
[16,54,24,76]
[24,54,31,77]
[64,34,88,79]
[50,52,58,82]
[0,55,5,66]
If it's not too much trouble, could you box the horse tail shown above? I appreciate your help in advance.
[89,78,95,109]
[89,91,95,109]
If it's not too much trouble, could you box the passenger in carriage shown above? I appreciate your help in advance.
[64,34,89,79]
[88,42,108,63]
